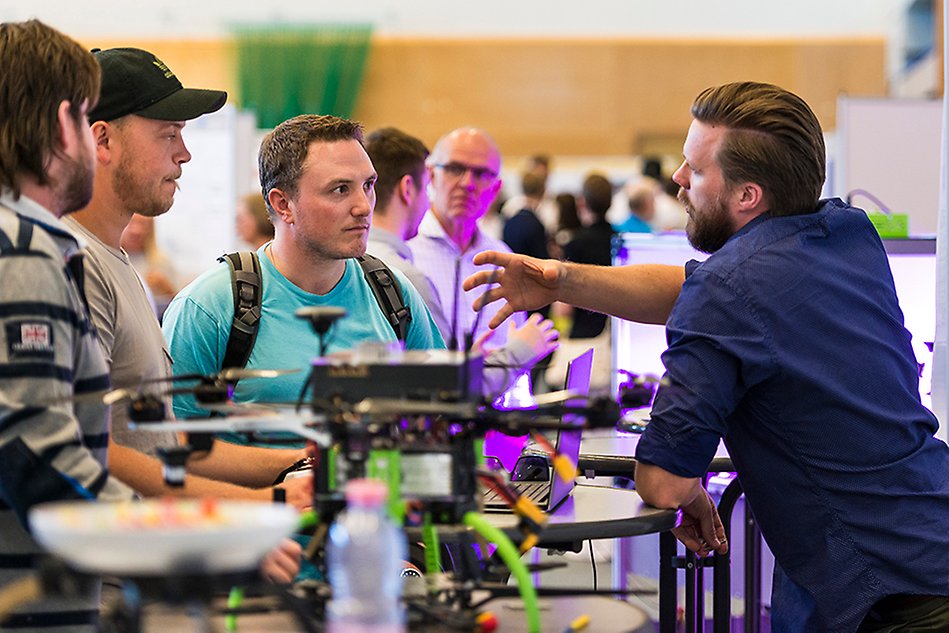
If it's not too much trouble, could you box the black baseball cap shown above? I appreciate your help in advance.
[88,47,227,123]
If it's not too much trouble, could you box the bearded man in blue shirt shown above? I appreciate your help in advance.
[464,81,949,632]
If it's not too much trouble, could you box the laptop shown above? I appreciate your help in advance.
[482,347,594,513]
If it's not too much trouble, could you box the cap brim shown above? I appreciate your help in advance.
[135,88,227,121]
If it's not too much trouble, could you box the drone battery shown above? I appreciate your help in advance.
[401,452,454,499]
[308,349,483,404]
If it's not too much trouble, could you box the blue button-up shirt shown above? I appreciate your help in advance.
[635,198,949,631]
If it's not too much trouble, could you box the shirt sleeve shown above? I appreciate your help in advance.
[635,267,776,478]
[79,247,118,366]
[0,253,134,528]
[162,287,229,419]
[394,268,446,350]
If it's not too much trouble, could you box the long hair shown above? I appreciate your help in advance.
[0,20,99,198]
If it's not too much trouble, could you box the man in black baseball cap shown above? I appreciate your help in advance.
[89,47,226,122]
[67,48,303,600]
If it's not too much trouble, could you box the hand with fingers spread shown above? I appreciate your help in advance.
[672,487,728,558]
[463,251,565,330]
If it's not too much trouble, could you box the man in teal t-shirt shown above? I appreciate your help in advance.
[163,114,445,434]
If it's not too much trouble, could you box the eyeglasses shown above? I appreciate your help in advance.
[433,162,498,186]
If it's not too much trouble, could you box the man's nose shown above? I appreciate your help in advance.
[459,167,477,189]
[176,139,192,165]
[353,190,372,215]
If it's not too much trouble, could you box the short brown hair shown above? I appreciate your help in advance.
[690,82,825,216]
[258,114,364,217]
[0,20,100,198]
[364,127,429,214]
[581,173,613,219]
[521,171,546,199]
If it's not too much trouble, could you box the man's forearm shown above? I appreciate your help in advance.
[634,461,703,509]
[109,440,273,501]
[186,440,305,488]
[560,263,684,325]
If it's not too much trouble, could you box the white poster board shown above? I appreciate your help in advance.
[835,96,941,236]
[154,105,239,284]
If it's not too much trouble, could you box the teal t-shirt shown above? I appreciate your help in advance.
[162,245,445,442]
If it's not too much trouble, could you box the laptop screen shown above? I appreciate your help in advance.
[546,347,594,509]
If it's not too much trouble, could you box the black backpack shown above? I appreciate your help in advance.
[218,251,411,373]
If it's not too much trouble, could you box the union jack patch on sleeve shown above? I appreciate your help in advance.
[6,321,55,360]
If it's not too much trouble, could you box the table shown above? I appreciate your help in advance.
[445,595,652,633]
[144,594,653,632]
[485,483,680,548]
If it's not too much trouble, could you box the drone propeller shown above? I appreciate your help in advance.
[51,368,300,407]
[154,367,300,384]
[529,389,583,407]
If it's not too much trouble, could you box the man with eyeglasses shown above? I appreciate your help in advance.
[410,128,529,353]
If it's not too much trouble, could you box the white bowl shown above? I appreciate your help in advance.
[30,499,299,576]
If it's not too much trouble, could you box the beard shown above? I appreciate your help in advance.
[59,152,95,215]
[679,188,735,254]
[113,152,176,218]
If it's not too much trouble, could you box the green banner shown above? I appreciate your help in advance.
[235,24,372,128]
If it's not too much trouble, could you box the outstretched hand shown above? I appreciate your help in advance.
[463,251,564,329]
[672,487,728,558]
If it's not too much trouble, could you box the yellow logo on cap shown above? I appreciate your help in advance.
[151,59,175,80]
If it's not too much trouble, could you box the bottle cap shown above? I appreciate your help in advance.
[344,478,388,507]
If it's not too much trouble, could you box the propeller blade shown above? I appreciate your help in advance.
[218,368,301,382]
[531,389,583,407]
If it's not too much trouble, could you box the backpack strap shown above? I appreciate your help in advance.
[357,254,411,342]
[218,251,262,374]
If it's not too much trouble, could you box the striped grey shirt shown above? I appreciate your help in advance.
[0,193,134,632]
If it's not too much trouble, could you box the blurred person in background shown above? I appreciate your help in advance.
[120,213,180,318]
[614,178,659,233]
[498,153,559,233]
[236,191,275,249]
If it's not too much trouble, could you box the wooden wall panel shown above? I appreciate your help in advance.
[355,37,885,156]
[79,36,886,157]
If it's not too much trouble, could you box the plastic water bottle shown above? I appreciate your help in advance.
[326,478,406,633]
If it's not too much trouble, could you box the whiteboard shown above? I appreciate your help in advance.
[835,96,941,236]
[154,105,239,284]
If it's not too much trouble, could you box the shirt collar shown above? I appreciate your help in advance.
[726,211,771,244]
[0,190,86,255]
[368,226,413,262]
[417,211,488,255]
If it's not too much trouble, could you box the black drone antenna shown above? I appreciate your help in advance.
[295,306,347,357]
[448,257,462,351]
[465,266,498,352]
[461,267,499,402]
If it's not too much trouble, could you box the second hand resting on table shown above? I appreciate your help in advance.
[462,249,727,558]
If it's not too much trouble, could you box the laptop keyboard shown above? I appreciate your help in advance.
[482,480,550,511]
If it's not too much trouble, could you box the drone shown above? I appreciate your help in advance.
[41,307,638,633]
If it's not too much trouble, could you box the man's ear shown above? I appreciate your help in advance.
[399,174,416,205]
[267,188,294,225]
[735,182,766,216]
[91,121,112,163]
